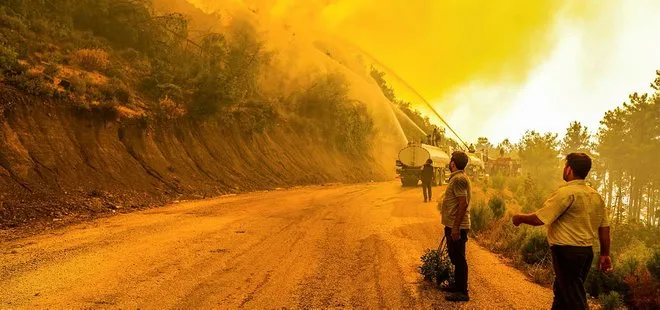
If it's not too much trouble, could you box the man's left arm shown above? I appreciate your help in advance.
[451,196,468,240]
[513,191,572,227]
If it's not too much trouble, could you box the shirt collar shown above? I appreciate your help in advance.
[563,179,586,187]
[449,170,465,180]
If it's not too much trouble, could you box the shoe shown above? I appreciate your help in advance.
[445,293,470,302]
[424,199,427,202]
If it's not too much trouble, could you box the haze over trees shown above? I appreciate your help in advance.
[467,71,660,309]
[0,0,376,155]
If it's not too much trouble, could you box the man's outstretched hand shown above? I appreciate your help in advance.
[512,215,522,227]
[599,255,613,273]
[511,214,544,227]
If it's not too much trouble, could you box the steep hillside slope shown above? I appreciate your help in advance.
[0,87,390,231]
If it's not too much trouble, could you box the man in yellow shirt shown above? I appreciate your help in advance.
[512,153,612,310]
[438,151,471,302]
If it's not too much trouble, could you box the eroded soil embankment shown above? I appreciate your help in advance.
[0,87,390,233]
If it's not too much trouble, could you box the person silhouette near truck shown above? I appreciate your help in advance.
[421,158,434,202]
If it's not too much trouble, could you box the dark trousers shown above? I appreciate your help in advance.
[444,227,469,294]
[550,245,594,310]
[422,180,432,201]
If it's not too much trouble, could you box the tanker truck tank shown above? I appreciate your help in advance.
[396,142,450,187]
[467,153,488,181]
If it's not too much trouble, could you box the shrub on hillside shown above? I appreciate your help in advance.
[29,18,51,35]
[157,83,183,101]
[624,266,660,309]
[507,175,524,194]
[611,224,659,254]
[103,63,125,79]
[520,190,545,213]
[7,71,57,98]
[520,228,550,264]
[488,196,506,218]
[517,175,549,214]
[470,199,493,233]
[646,248,660,281]
[0,43,21,73]
[296,72,375,155]
[68,73,89,94]
[617,240,652,278]
[119,48,140,62]
[231,99,277,133]
[587,239,652,299]
[334,102,375,155]
[43,63,59,77]
[528,263,554,285]
[72,48,110,71]
[99,78,131,103]
[153,96,185,120]
[76,100,120,120]
[0,8,28,33]
[491,173,506,191]
[600,291,624,310]
[503,224,530,254]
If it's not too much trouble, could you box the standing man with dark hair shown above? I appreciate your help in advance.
[421,159,434,202]
[438,151,471,302]
[512,153,612,310]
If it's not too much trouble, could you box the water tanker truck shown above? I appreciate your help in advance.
[396,142,450,186]
[467,153,488,181]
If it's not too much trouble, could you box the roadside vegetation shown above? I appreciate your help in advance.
[469,72,660,309]
[0,0,375,156]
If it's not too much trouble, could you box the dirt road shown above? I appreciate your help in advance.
[1,181,553,309]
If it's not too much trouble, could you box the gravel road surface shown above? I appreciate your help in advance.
[0,181,553,309]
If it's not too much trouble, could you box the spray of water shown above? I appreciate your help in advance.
[390,105,427,137]
[354,45,471,150]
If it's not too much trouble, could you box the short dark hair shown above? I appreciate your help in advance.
[451,151,469,170]
[566,153,591,179]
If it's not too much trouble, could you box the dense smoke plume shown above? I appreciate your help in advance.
[187,0,572,106]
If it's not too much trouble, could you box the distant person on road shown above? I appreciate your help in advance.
[438,151,471,302]
[421,159,434,202]
[512,153,612,310]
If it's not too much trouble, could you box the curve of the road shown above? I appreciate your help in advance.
[0,181,553,309]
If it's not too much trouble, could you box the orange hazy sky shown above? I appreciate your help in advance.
[313,0,660,144]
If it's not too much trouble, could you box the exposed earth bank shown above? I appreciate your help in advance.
[0,87,391,235]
